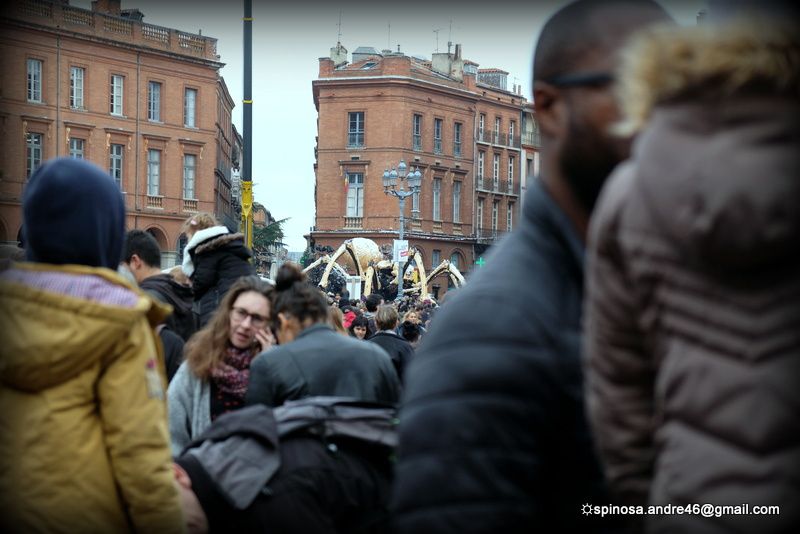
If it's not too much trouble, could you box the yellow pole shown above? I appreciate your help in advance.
[241,181,253,249]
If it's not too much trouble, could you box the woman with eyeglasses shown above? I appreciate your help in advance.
[167,275,274,455]
[245,262,400,408]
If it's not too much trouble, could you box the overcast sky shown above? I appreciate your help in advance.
[75,0,705,250]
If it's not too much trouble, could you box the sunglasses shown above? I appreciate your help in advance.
[543,72,614,88]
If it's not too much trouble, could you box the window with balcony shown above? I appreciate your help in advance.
[148,81,161,122]
[348,112,364,147]
[70,66,84,109]
[346,172,364,217]
[454,122,462,157]
[492,200,499,232]
[509,120,516,145]
[433,178,442,221]
[477,198,484,230]
[433,118,442,154]
[27,59,42,103]
[508,155,515,189]
[183,154,196,199]
[109,144,124,188]
[477,151,485,180]
[412,114,422,151]
[147,149,161,196]
[507,203,514,232]
[452,181,461,223]
[184,88,197,128]
[493,154,500,189]
[69,138,84,159]
[478,113,485,140]
[110,75,124,115]
[449,252,460,270]
[494,117,501,143]
[26,133,43,178]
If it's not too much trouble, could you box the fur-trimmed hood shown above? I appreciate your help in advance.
[181,226,247,277]
[610,14,800,273]
[616,15,799,134]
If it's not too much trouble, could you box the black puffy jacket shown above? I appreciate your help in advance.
[392,180,616,533]
[187,230,254,327]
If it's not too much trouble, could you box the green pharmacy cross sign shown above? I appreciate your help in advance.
[475,256,486,268]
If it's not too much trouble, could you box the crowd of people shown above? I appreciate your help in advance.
[0,0,797,532]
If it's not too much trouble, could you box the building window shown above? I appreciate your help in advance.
[148,81,161,122]
[432,249,441,268]
[26,133,43,178]
[432,178,442,221]
[110,75,124,115]
[183,154,196,199]
[477,198,484,230]
[348,112,364,147]
[493,154,500,189]
[449,252,460,270]
[109,143,124,188]
[27,59,42,103]
[492,200,499,232]
[509,120,516,145]
[454,122,462,157]
[412,189,420,215]
[452,181,461,223]
[433,118,442,154]
[346,172,364,216]
[70,66,84,109]
[477,151,485,180]
[412,114,422,151]
[533,151,541,177]
[478,113,485,140]
[507,203,514,231]
[184,88,197,128]
[69,138,84,159]
[494,117,501,143]
[508,155,515,188]
[147,149,161,196]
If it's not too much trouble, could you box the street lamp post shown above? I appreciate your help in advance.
[382,159,422,303]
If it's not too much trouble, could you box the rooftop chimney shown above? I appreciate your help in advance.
[91,0,121,16]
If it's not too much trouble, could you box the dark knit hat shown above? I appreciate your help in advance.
[23,157,125,269]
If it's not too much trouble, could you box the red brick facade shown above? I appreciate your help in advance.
[310,45,526,297]
[0,0,235,267]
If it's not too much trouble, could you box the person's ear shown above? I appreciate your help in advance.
[129,253,142,271]
[173,463,192,489]
[533,81,567,141]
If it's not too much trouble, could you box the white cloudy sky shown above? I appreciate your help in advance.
[75,0,705,250]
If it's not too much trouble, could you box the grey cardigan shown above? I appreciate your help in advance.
[167,361,211,456]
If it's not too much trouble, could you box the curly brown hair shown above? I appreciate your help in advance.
[184,275,273,379]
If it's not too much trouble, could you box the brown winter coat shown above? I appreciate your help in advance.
[584,16,799,533]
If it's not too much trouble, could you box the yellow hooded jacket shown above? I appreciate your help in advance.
[0,263,185,533]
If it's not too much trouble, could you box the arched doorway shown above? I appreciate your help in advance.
[145,226,172,269]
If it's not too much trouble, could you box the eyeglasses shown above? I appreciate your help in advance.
[543,72,614,88]
[231,307,268,327]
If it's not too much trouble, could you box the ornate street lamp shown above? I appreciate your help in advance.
[382,159,422,302]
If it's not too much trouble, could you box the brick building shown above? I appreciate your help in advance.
[521,101,542,206]
[310,42,526,297]
[0,0,237,267]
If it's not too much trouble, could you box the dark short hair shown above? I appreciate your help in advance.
[533,0,671,84]
[366,293,383,312]
[123,229,161,268]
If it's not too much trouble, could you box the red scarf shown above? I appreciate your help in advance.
[209,345,259,400]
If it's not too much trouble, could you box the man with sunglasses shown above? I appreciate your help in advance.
[392,1,673,532]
